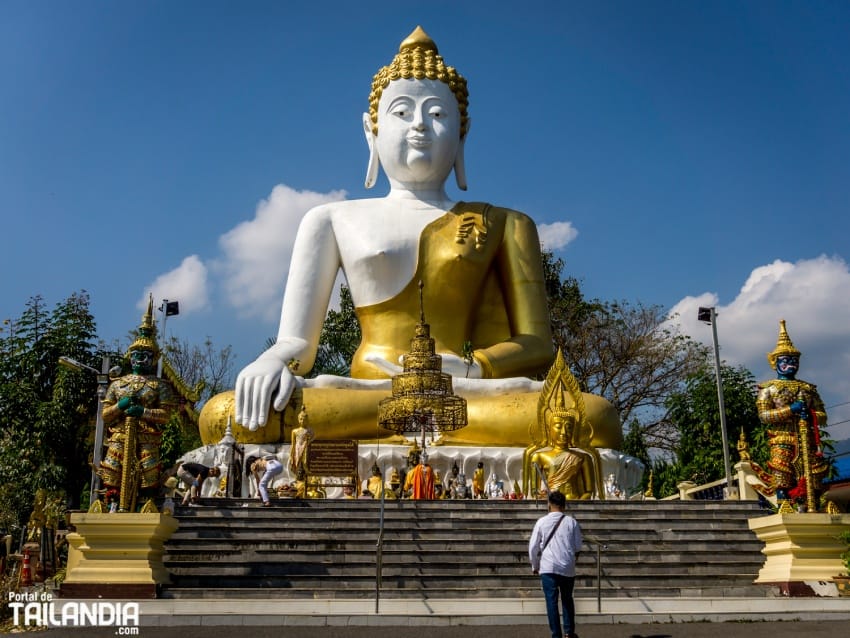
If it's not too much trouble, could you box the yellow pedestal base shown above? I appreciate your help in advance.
[61,513,179,598]
[748,512,850,590]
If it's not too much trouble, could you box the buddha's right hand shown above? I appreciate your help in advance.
[235,357,296,431]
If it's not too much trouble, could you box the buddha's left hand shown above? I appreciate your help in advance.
[364,355,402,376]
[439,353,483,379]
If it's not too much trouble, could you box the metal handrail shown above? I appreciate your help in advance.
[533,462,549,509]
[583,534,607,613]
[375,473,386,613]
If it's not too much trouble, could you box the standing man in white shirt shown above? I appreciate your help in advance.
[529,491,583,638]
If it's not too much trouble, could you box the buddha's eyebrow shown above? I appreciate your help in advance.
[385,96,414,111]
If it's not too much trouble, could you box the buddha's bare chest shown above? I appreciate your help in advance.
[332,208,444,279]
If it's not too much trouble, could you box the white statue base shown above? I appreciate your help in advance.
[180,438,643,500]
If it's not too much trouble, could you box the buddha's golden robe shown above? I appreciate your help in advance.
[543,450,592,500]
[353,202,553,379]
[200,203,623,450]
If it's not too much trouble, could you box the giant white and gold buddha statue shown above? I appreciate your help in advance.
[200,27,622,452]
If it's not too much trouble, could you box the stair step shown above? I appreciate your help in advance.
[162,499,771,600]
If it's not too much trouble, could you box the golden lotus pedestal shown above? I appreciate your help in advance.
[748,512,850,596]
[60,513,179,599]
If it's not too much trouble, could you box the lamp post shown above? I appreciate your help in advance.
[156,299,179,378]
[58,355,110,507]
[697,307,736,499]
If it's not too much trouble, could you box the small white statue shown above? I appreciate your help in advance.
[452,473,470,499]
[485,472,504,499]
[604,473,623,500]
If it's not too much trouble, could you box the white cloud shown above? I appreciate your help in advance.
[668,255,850,440]
[538,221,578,250]
[138,255,209,314]
[216,184,347,321]
[139,184,346,326]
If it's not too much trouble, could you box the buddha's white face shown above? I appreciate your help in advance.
[374,78,461,188]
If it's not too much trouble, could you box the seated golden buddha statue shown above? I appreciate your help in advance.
[200,27,622,452]
[524,351,602,500]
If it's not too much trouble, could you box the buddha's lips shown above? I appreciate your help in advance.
[407,137,431,148]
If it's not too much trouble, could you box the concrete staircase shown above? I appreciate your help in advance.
[161,498,775,600]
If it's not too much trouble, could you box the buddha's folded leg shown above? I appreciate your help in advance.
[201,387,621,449]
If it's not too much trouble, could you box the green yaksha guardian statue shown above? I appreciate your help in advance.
[756,320,829,512]
[97,296,176,512]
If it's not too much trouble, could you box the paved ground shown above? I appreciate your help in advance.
[38,621,849,637]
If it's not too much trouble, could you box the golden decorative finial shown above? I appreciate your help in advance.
[767,319,801,367]
[140,498,159,514]
[399,25,438,53]
[127,293,161,360]
[142,294,155,331]
[368,26,469,137]
[554,382,566,410]
[418,280,425,323]
[530,349,589,448]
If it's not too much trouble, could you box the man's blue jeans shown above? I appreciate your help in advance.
[540,573,575,638]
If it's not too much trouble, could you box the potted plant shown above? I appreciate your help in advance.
[835,530,850,596]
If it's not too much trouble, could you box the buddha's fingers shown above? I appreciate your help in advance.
[250,379,269,431]
[234,374,249,427]
[273,369,296,412]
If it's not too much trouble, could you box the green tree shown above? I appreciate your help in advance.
[309,284,361,377]
[653,362,765,497]
[161,335,235,405]
[542,251,707,454]
[541,251,603,351]
[155,335,235,469]
[621,418,651,490]
[0,292,103,530]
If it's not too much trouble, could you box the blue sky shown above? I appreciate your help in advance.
[3,1,850,439]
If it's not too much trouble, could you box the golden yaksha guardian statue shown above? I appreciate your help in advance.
[201,26,622,457]
[756,320,828,511]
[98,296,176,511]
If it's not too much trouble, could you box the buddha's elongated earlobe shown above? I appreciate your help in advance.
[454,120,470,191]
[363,113,379,189]
[454,143,467,191]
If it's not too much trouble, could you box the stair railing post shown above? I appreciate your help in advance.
[375,469,385,614]
[596,541,601,613]
[584,534,606,614]
[534,462,549,509]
